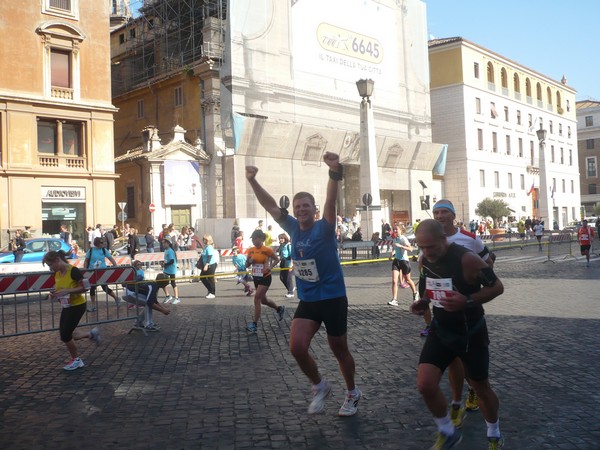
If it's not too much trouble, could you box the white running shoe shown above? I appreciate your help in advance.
[388,299,399,306]
[63,357,84,371]
[206,293,216,299]
[89,327,101,346]
[171,298,181,304]
[308,380,332,414]
[338,388,362,417]
[163,295,173,304]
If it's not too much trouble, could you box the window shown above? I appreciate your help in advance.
[506,135,511,155]
[530,141,535,164]
[508,173,513,189]
[571,180,574,193]
[589,184,597,195]
[559,123,563,136]
[42,0,78,19]
[487,62,495,84]
[585,116,594,127]
[477,129,483,150]
[513,73,520,93]
[526,78,532,98]
[137,99,144,119]
[37,118,82,156]
[549,120,553,134]
[174,86,183,107]
[494,171,500,188]
[51,49,71,88]
[474,62,479,79]
[475,97,481,114]
[567,100,571,112]
[492,132,498,153]
[126,186,136,219]
[119,33,125,44]
[480,170,485,187]
[561,179,565,193]
[568,126,571,138]
[516,110,521,125]
[518,138,523,157]
[586,157,597,178]
[129,28,136,38]
[551,145,555,163]
[569,149,572,166]
[587,139,595,150]
[560,148,564,164]
[490,102,498,118]
[528,114,533,127]
[504,106,509,122]
[536,83,542,101]
[520,174,525,190]
[501,68,508,88]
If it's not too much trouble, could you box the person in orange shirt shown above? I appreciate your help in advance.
[577,219,595,267]
[245,229,285,333]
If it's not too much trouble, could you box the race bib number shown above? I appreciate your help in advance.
[580,233,589,241]
[425,277,454,308]
[293,259,319,282]
[251,264,265,277]
[58,294,71,309]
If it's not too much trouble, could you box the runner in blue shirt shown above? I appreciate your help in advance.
[246,151,361,417]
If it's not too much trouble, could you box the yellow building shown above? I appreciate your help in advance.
[0,1,117,248]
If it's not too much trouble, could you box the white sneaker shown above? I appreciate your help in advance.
[413,292,420,302]
[89,327,101,346]
[338,388,362,417]
[206,293,216,299]
[388,299,399,306]
[63,357,84,371]
[171,298,181,304]
[163,295,173,304]
[308,380,332,414]
[285,293,294,298]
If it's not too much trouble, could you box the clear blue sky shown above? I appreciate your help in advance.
[425,0,600,101]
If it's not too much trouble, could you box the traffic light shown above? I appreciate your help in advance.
[420,195,430,210]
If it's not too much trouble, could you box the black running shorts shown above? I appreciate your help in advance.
[293,296,348,337]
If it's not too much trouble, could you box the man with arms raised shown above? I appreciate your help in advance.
[245,152,361,417]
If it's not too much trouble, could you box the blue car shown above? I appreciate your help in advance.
[0,238,75,264]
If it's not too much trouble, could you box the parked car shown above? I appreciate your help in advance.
[562,221,581,233]
[111,235,160,256]
[0,238,75,264]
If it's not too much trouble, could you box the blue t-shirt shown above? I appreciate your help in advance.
[279,215,346,302]
[135,268,144,281]
[232,254,247,272]
[163,248,177,275]
[202,245,217,265]
[393,235,410,261]
[86,247,110,269]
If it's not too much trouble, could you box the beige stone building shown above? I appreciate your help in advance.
[576,100,600,217]
[0,1,117,247]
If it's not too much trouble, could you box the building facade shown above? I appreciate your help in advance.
[111,0,445,242]
[576,100,600,217]
[429,37,580,229]
[0,1,117,247]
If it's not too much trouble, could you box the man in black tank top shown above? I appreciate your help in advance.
[411,220,505,449]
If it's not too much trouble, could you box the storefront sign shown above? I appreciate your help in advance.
[41,186,86,203]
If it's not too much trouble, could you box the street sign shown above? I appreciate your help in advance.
[362,193,373,206]
[118,202,127,210]
[149,203,156,213]
[355,205,382,211]
[279,195,290,209]
[118,211,128,221]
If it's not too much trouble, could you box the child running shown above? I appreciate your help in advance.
[245,229,285,333]
[231,246,254,296]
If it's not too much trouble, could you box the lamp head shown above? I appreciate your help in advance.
[356,78,375,99]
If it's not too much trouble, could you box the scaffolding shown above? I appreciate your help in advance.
[111,0,226,96]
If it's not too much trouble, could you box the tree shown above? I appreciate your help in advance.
[475,198,512,228]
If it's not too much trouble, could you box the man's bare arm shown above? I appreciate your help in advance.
[322,152,342,225]
[245,166,282,222]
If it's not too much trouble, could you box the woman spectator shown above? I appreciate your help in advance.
[177,226,190,251]
[199,234,218,299]
[277,233,294,298]
[127,228,140,259]
[43,250,100,371]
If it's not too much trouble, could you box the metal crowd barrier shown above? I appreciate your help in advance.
[0,266,135,338]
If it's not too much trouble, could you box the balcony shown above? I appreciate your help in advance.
[38,155,86,170]
[51,86,74,100]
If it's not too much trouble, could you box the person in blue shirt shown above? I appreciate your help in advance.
[84,236,120,312]
[199,234,218,299]
[231,246,253,296]
[160,238,180,304]
[277,233,294,298]
[245,151,361,417]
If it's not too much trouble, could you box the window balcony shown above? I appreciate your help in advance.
[51,86,74,100]
[38,154,86,169]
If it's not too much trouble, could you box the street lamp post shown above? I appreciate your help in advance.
[536,125,551,226]
[356,79,383,239]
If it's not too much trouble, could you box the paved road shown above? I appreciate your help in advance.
[0,255,599,449]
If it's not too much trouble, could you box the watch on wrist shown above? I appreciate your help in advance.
[466,295,475,307]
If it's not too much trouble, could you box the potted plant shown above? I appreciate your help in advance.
[475,198,512,240]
